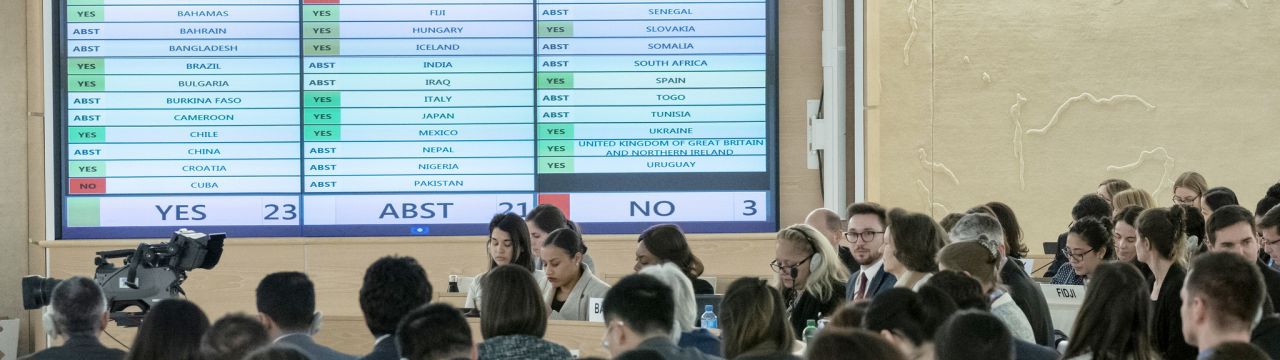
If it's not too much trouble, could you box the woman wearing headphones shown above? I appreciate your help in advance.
[771,224,850,339]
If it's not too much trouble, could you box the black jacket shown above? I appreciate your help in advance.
[21,336,125,360]
[1150,264,1197,360]
[357,336,398,360]
[1252,315,1280,360]
[1001,259,1055,346]
[1259,260,1280,315]
[785,281,846,339]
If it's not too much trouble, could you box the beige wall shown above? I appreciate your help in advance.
[6,0,827,354]
[871,0,1280,247]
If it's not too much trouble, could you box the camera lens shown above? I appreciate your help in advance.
[21,275,63,310]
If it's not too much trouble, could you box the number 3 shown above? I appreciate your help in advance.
[742,200,758,216]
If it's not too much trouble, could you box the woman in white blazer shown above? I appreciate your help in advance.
[464,213,549,311]
[540,228,610,321]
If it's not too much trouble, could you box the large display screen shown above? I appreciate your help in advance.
[57,0,777,239]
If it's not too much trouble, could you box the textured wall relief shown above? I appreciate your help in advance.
[1016,92,1156,189]
[1009,93,1029,188]
[915,179,951,214]
[1107,147,1177,200]
[903,0,920,65]
[918,148,960,185]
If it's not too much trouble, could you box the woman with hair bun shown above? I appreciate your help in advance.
[1136,206,1197,360]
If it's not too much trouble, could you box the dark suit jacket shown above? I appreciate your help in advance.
[692,278,715,295]
[844,266,896,301]
[1000,260,1055,347]
[1151,264,1197,360]
[629,337,722,360]
[357,336,398,360]
[20,336,125,360]
[277,333,356,360]
[1259,260,1280,315]
[1252,315,1280,360]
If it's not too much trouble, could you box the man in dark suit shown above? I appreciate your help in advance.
[806,208,858,273]
[843,203,897,301]
[949,213,1055,347]
[358,256,432,360]
[257,272,355,360]
[1207,206,1280,314]
[22,277,125,360]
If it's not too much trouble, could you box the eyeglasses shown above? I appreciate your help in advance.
[1264,235,1280,247]
[842,230,885,244]
[1172,195,1199,205]
[1062,248,1096,263]
[770,255,813,275]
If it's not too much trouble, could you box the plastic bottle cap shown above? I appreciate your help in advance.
[806,319,816,326]
[705,305,713,312]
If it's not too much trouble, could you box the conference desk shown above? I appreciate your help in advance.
[94,314,608,358]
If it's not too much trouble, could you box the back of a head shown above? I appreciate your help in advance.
[863,288,954,346]
[1186,252,1265,332]
[243,345,310,360]
[985,202,1028,258]
[1112,189,1155,210]
[1099,178,1133,200]
[637,262,697,332]
[934,310,1012,360]
[614,349,666,360]
[526,204,569,233]
[1203,187,1239,212]
[938,213,965,233]
[1206,205,1255,245]
[1136,206,1187,261]
[920,270,988,311]
[1072,194,1112,221]
[1064,262,1153,360]
[947,213,1004,255]
[1205,342,1270,360]
[200,313,269,360]
[1262,205,1280,233]
[638,224,704,279]
[887,208,948,273]
[805,208,844,235]
[603,274,674,337]
[937,241,1000,289]
[480,264,547,339]
[397,303,473,360]
[807,328,907,360]
[830,301,871,329]
[127,299,210,360]
[1178,204,1207,243]
[256,272,316,331]
[360,255,432,337]
[719,277,793,359]
[1255,183,1280,217]
[49,276,106,337]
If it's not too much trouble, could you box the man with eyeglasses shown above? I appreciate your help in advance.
[1205,205,1280,315]
[842,202,896,302]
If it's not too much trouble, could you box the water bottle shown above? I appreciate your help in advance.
[700,305,718,329]
[802,319,818,344]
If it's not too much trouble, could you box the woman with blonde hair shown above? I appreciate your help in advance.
[1097,178,1133,204]
[1112,189,1155,217]
[771,224,849,339]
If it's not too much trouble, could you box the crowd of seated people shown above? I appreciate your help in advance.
[23,175,1280,360]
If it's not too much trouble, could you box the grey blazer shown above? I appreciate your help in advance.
[276,333,357,360]
[543,264,611,321]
